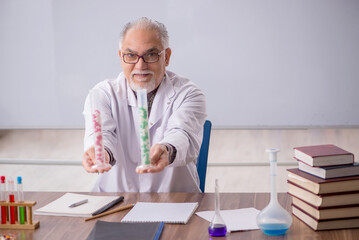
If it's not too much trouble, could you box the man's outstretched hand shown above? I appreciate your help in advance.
[136,144,169,174]
[82,146,111,173]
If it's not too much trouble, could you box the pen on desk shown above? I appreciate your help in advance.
[91,196,124,216]
[84,203,135,221]
[154,222,165,240]
[69,199,88,208]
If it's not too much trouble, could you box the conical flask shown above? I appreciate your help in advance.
[208,179,227,237]
[256,148,292,235]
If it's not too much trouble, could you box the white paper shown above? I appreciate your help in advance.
[34,193,120,217]
[196,208,260,232]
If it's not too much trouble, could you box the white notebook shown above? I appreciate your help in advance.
[121,202,198,224]
[34,193,120,217]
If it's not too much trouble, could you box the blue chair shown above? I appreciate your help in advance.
[196,120,212,192]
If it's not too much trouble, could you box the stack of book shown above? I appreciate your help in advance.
[287,144,359,230]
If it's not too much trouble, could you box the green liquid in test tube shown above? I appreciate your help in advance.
[17,176,25,224]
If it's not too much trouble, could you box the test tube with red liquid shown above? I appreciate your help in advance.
[8,178,15,224]
[0,176,6,224]
[90,90,111,170]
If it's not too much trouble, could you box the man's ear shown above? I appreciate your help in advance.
[118,50,121,57]
[165,48,172,66]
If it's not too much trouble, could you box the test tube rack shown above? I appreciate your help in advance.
[0,201,39,229]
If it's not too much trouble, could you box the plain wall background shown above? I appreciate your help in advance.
[1,0,359,128]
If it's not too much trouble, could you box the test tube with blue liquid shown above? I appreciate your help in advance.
[136,89,154,171]
[256,148,292,235]
[208,179,227,237]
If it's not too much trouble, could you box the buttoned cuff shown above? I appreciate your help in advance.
[104,147,116,166]
[162,143,177,164]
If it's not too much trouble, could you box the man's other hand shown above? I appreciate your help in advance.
[82,146,111,173]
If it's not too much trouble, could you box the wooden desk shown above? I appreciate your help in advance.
[3,192,359,239]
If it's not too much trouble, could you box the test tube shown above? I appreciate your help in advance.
[90,90,111,170]
[136,89,153,170]
[0,176,6,224]
[17,176,25,224]
[8,177,15,224]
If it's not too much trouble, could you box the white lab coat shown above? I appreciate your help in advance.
[83,71,207,192]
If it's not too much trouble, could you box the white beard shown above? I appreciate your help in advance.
[129,70,156,92]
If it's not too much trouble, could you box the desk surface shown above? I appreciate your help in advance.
[4,192,359,239]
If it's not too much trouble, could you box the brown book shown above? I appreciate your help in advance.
[294,144,354,167]
[292,196,359,220]
[298,161,359,179]
[292,205,359,230]
[287,168,359,194]
[287,182,359,207]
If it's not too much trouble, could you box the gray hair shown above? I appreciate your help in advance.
[119,17,169,50]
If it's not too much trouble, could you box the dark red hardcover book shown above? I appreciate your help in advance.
[294,144,354,167]
[292,205,359,230]
[287,180,359,207]
[291,196,359,220]
[287,168,359,194]
[297,160,359,179]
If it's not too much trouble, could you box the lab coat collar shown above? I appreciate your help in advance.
[125,72,175,129]
[148,72,175,129]
[126,80,137,107]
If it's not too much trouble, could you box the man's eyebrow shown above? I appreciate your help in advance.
[145,47,161,53]
[123,48,137,54]
[123,47,161,54]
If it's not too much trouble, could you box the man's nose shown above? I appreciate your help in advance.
[135,57,148,69]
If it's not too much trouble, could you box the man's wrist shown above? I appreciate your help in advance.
[162,143,177,164]
[104,147,116,166]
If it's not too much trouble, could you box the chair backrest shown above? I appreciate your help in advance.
[196,120,212,192]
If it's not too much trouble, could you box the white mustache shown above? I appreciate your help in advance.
[130,70,154,82]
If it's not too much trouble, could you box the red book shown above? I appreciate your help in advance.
[292,196,359,220]
[287,181,359,207]
[292,205,359,231]
[287,168,359,194]
[298,161,359,179]
[294,144,354,167]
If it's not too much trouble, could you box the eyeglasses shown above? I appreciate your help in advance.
[122,50,165,64]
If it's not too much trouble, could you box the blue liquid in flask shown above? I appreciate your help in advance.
[257,149,292,236]
[208,224,227,237]
[258,223,289,236]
